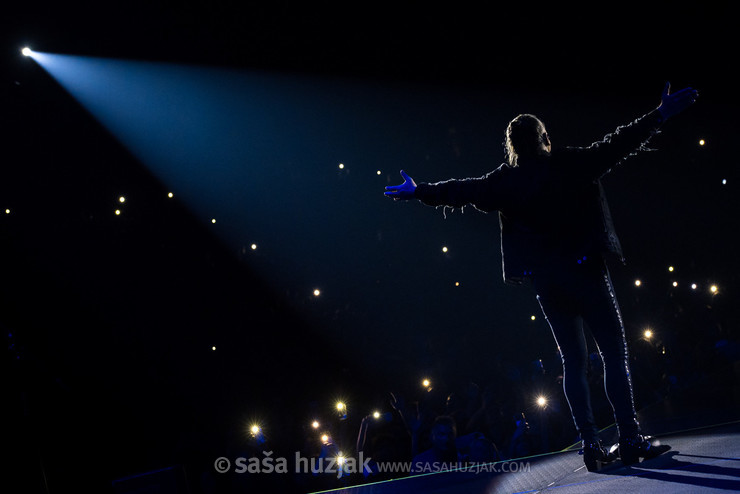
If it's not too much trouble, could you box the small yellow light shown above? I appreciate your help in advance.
[536,396,547,407]
[211,346,216,351]
[250,424,261,435]
[672,281,678,287]
[211,218,216,224]
[336,401,345,411]
[699,139,705,146]
[167,192,174,198]
[338,163,345,169]
[454,281,460,287]
[337,454,346,465]
[442,246,448,253]
[321,434,330,443]
[251,243,257,250]
[377,170,382,175]
[634,279,642,287]
[422,378,431,388]
[119,196,126,203]
[668,266,674,272]
[710,285,718,294]
[691,283,697,290]
[644,329,653,339]
[311,420,320,429]
[4,209,10,214]
[531,315,536,321]
[373,411,380,419]
[313,289,321,297]
[114,209,121,216]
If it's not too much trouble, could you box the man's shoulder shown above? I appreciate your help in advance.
[485,162,514,178]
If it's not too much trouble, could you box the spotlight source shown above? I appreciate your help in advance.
[21,47,32,57]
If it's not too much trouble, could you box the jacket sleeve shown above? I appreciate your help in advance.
[567,109,664,180]
[413,166,509,213]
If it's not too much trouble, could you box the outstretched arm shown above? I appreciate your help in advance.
[384,168,509,213]
[569,82,699,179]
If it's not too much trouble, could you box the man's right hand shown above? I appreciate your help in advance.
[384,170,417,201]
[657,82,698,121]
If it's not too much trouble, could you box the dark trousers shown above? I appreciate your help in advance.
[532,255,640,443]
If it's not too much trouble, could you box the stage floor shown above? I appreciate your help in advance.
[317,420,740,493]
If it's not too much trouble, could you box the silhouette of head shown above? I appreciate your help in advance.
[430,415,457,452]
[505,114,551,166]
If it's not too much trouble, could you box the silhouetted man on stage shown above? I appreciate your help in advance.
[384,83,698,471]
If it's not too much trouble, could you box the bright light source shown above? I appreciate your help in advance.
[699,139,705,146]
[321,434,330,443]
[211,346,216,351]
[313,289,321,297]
[668,266,674,272]
[4,209,9,214]
[634,279,642,287]
[454,281,460,287]
[118,196,126,203]
[21,47,32,57]
[250,243,257,250]
[373,411,381,419]
[531,315,536,321]
[672,281,678,287]
[114,209,121,216]
[644,329,653,339]
[691,283,697,290]
[536,396,547,407]
[710,285,718,294]
[722,179,727,185]
[336,401,345,411]
[211,218,216,224]
[311,420,320,429]
[250,424,261,435]
[167,192,174,198]
[338,163,344,169]
[422,378,431,388]
[442,246,448,253]
[337,454,346,465]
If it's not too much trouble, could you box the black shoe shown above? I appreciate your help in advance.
[582,439,618,472]
[619,434,671,465]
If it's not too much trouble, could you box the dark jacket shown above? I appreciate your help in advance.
[414,110,664,285]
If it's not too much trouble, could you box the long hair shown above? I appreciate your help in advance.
[504,114,547,167]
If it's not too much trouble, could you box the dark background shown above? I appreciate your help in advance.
[2,2,737,493]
